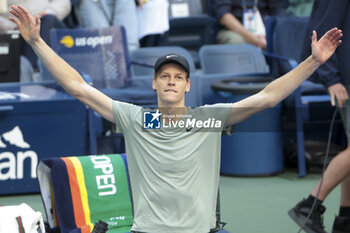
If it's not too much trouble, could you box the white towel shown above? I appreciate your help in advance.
[0,203,45,233]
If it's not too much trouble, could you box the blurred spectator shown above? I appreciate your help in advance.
[287,0,314,17]
[20,56,34,82]
[136,0,169,47]
[74,0,139,52]
[0,0,71,69]
[213,0,287,50]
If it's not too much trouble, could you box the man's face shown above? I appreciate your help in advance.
[152,63,190,106]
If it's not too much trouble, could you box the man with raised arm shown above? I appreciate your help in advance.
[9,5,342,233]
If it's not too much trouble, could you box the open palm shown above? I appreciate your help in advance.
[9,5,41,44]
[311,28,342,64]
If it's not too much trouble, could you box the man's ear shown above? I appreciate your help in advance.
[185,79,191,93]
[152,76,157,92]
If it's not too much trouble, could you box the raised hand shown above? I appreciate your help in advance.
[9,5,41,45]
[311,28,342,64]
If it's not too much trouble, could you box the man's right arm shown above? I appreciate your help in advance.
[9,5,115,123]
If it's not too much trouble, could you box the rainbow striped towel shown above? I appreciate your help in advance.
[37,154,133,233]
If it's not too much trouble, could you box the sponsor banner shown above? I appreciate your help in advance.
[0,126,38,181]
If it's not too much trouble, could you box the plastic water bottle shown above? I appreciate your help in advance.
[92,220,109,233]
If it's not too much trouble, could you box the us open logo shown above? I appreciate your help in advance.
[59,35,113,48]
[143,110,161,129]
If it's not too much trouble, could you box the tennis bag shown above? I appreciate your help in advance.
[37,154,133,233]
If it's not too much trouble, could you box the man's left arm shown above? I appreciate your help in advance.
[228,28,342,126]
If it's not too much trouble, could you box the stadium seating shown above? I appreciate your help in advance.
[198,44,271,106]
[131,46,196,76]
[158,0,218,67]
[199,44,270,75]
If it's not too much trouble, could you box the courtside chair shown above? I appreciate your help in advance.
[37,154,133,233]
[199,44,270,75]
[198,44,271,106]
[198,44,284,176]
[199,20,331,177]
[45,26,157,155]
